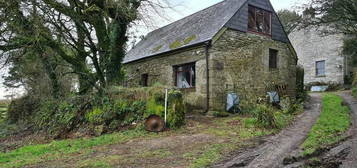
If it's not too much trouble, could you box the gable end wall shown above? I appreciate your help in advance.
[209,29,297,111]
[225,0,289,43]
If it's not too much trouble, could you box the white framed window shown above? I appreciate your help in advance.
[174,63,195,88]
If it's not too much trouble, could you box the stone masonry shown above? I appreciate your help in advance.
[209,29,297,110]
[125,29,297,111]
[125,46,208,110]
[289,28,348,85]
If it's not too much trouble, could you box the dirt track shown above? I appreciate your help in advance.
[339,92,357,168]
[213,93,322,168]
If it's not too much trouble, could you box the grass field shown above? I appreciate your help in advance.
[0,115,279,168]
[301,93,351,155]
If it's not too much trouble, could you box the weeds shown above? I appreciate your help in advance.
[252,104,277,128]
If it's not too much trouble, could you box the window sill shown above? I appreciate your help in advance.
[177,87,196,92]
[248,30,272,38]
[315,75,326,78]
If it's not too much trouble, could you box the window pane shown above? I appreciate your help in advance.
[248,6,272,35]
[191,66,196,87]
[175,63,196,88]
[269,49,278,69]
[256,9,264,32]
[263,12,271,34]
[177,71,191,88]
[248,6,256,31]
[316,61,325,76]
[140,74,148,87]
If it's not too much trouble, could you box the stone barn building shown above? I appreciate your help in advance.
[289,27,352,86]
[124,0,297,112]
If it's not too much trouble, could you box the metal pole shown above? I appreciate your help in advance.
[164,89,168,125]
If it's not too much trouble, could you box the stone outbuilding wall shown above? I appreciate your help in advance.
[209,29,297,110]
[289,28,349,85]
[125,29,297,112]
[124,46,209,110]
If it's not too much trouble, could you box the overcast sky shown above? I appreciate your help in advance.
[0,0,304,100]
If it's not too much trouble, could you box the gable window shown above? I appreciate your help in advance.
[316,60,326,76]
[140,74,148,87]
[174,63,195,88]
[248,5,272,35]
[269,49,278,69]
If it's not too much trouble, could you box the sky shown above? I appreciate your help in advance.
[0,0,304,100]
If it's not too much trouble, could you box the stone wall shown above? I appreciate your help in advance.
[124,29,297,112]
[289,28,347,85]
[209,29,297,111]
[124,46,208,111]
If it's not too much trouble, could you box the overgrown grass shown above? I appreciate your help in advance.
[188,143,235,168]
[186,116,277,168]
[0,128,155,168]
[301,94,351,156]
[185,104,301,168]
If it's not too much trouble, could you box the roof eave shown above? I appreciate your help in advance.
[123,40,211,64]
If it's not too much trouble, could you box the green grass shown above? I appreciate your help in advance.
[188,143,234,168]
[0,129,154,168]
[301,94,351,156]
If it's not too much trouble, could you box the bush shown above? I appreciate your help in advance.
[145,89,186,129]
[353,87,357,99]
[145,95,165,118]
[166,90,186,128]
[274,111,293,129]
[252,104,277,128]
[84,98,146,130]
[296,66,307,101]
[7,96,39,123]
[6,86,185,136]
[35,100,79,135]
[86,108,105,125]
[280,97,303,114]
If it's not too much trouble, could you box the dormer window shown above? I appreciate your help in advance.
[248,5,272,35]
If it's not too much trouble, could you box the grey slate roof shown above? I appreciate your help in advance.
[124,0,247,63]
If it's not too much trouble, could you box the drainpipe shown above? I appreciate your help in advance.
[205,41,212,113]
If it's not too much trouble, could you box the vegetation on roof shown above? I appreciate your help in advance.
[183,35,197,45]
[152,45,163,53]
[169,40,184,50]
[169,35,197,50]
